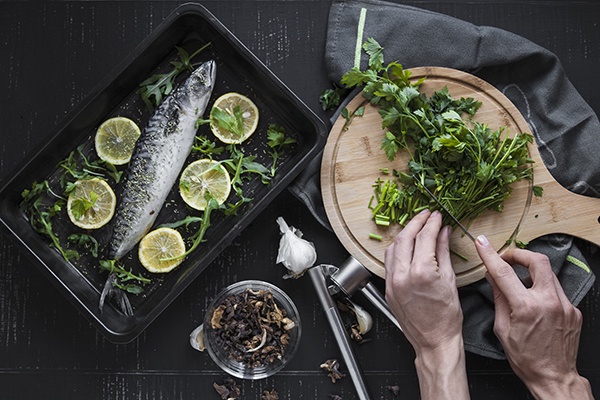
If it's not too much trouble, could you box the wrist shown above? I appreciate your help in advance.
[526,372,593,400]
[414,335,470,400]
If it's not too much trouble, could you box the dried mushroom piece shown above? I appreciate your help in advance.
[320,358,346,383]
[386,385,401,396]
[211,288,296,368]
[261,388,279,400]
[213,378,241,399]
[211,304,226,329]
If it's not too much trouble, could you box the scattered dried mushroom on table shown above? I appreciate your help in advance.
[320,358,346,383]
[261,388,279,400]
[213,378,241,399]
[211,288,296,368]
[386,385,400,396]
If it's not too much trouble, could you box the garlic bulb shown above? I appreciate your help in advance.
[276,217,317,279]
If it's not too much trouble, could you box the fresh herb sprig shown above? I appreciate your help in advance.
[69,191,98,220]
[166,197,220,261]
[266,124,296,176]
[138,44,212,110]
[319,84,347,111]
[59,145,122,186]
[19,146,142,295]
[220,145,270,215]
[19,144,121,263]
[99,260,150,294]
[190,124,295,216]
[210,106,246,139]
[341,105,365,131]
[191,135,225,158]
[20,181,77,261]
[68,233,100,258]
[343,38,539,230]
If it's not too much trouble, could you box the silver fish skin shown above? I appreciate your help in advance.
[108,60,216,260]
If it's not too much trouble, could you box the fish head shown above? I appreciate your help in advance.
[186,60,217,101]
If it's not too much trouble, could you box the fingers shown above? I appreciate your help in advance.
[436,225,455,284]
[475,235,526,300]
[486,272,511,334]
[503,249,576,315]
[501,249,554,290]
[392,209,432,261]
[385,209,432,280]
[477,238,574,314]
[413,210,443,265]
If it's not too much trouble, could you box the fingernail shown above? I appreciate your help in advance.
[419,208,430,215]
[476,235,489,246]
[431,210,440,217]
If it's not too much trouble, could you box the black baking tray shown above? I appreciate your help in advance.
[0,3,326,343]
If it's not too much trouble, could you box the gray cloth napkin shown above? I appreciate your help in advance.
[289,0,599,359]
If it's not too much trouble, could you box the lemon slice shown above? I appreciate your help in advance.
[210,92,259,144]
[138,227,186,273]
[66,178,116,229]
[179,159,231,211]
[95,116,141,165]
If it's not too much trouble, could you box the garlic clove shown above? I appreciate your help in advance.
[189,323,206,351]
[347,300,373,335]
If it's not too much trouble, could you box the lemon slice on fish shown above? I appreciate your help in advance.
[95,116,141,165]
[66,178,116,229]
[179,159,232,211]
[138,227,186,273]
[210,92,259,144]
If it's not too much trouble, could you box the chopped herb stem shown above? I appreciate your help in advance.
[369,233,383,241]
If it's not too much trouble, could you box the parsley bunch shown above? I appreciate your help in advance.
[342,38,539,229]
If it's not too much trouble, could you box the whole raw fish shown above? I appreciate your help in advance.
[108,60,216,260]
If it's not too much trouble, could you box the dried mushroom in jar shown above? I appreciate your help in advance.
[211,288,296,368]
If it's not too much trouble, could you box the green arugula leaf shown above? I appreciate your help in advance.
[266,124,296,176]
[99,259,151,287]
[20,180,77,261]
[191,135,225,158]
[68,233,99,258]
[138,43,212,110]
[210,105,245,138]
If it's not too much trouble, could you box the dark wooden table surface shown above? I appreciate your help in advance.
[1,1,599,399]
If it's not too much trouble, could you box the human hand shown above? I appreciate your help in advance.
[475,235,594,399]
[384,209,462,351]
[385,210,469,400]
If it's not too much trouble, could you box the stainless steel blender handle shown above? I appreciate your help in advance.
[308,266,372,400]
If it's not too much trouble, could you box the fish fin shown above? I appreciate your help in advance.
[99,272,134,316]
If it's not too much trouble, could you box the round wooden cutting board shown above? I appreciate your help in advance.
[321,67,600,287]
